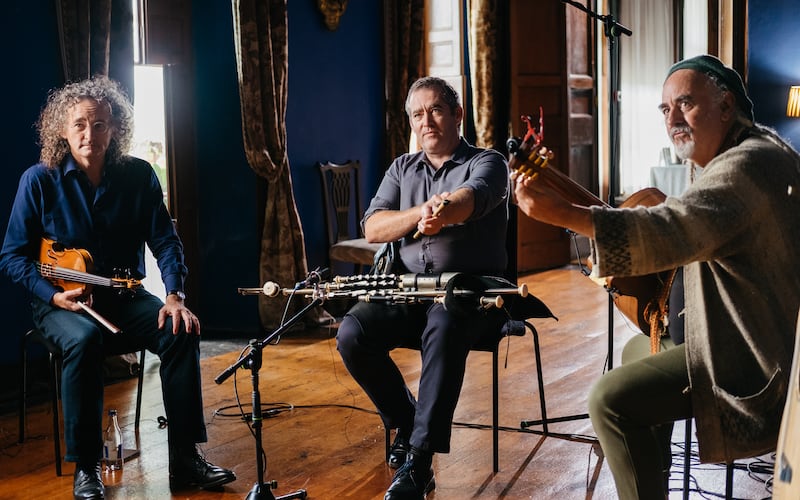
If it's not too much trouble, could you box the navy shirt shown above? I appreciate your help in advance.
[0,155,187,304]
[364,138,508,275]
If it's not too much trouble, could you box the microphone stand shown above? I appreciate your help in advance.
[562,0,631,371]
[215,296,322,500]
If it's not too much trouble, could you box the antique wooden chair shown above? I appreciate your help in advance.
[318,160,382,275]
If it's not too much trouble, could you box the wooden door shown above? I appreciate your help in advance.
[509,0,597,273]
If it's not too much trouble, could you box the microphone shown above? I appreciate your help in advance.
[237,281,280,296]
[262,281,280,297]
[238,268,330,297]
[506,136,522,156]
[295,267,329,289]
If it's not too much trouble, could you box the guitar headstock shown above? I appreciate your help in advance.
[507,109,555,181]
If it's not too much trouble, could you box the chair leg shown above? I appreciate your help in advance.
[520,322,590,431]
[51,354,62,476]
[725,462,734,500]
[683,419,692,500]
[682,419,735,500]
[381,352,502,474]
[492,349,499,474]
[531,325,549,434]
[135,350,146,430]
[385,427,391,464]
[18,332,30,443]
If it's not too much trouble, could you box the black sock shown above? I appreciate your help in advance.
[409,446,432,469]
[76,459,100,471]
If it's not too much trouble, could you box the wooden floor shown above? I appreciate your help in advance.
[0,266,775,499]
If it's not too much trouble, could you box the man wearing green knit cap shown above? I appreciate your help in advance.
[513,53,800,499]
[666,54,755,122]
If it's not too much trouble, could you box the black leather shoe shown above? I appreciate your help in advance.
[169,445,236,490]
[73,462,104,500]
[388,432,410,469]
[384,454,435,500]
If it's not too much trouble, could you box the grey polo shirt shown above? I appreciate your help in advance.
[363,138,508,275]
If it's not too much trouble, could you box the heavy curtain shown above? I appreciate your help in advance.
[56,0,134,91]
[467,0,514,277]
[231,0,314,330]
[383,0,424,166]
[467,0,510,153]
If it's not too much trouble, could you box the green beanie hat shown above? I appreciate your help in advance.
[666,54,754,122]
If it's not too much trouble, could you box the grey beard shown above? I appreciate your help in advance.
[673,140,694,161]
[670,126,694,161]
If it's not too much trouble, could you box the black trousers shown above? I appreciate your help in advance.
[32,288,207,464]
[336,301,504,454]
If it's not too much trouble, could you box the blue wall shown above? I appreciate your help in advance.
[747,0,800,147]
[1,1,64,355]
[285,0,384,273]
[189,1,383,334]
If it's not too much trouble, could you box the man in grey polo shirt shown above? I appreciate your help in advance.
[336,76,509,500]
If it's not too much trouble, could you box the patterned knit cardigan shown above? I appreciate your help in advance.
[589,125,800,463]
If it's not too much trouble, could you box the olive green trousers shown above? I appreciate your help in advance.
[588,335,691,499]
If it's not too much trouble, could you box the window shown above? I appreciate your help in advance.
[617,0,677,195]
[131,65,169,204]
[130,0,169,205]
[131,0,168,296]
[616,0,712,196]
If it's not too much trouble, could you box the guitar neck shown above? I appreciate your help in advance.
[510,138,608,209]
[36,262,117,288]
[538,164,608,208]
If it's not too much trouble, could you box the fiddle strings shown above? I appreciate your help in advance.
[35,262,116,287]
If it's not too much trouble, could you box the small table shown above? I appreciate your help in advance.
[650,164,690,197]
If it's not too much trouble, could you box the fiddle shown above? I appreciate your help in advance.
[37,238,141,293]
[37,238,141,333]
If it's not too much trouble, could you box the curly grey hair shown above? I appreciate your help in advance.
[36,75,134,168]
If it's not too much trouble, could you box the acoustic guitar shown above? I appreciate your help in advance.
[507,112,676,346]
[773,310,800,499]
